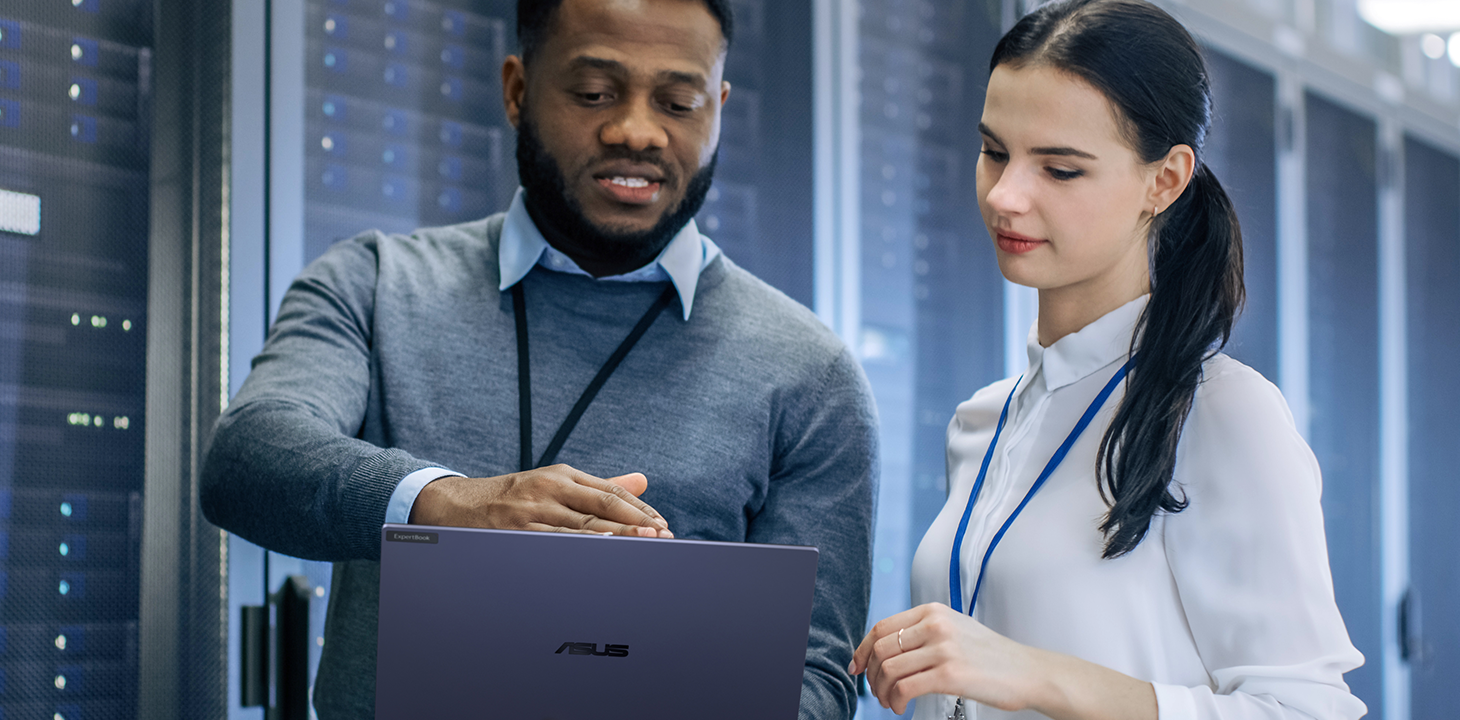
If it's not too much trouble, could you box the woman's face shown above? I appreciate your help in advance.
[976,64,1157,299]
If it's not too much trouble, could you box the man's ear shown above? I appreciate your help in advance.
[503,55,527,129]
[720,81,731,107]
[1149,143,1195,213]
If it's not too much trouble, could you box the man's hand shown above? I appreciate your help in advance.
[407,465,673,538]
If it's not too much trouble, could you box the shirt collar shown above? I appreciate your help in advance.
[497,187,718,321]
[1024,294,1149,392]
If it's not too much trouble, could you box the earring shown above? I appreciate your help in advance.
[1153,204,1160,216]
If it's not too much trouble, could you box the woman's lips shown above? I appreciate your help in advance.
[995,232,1046,255]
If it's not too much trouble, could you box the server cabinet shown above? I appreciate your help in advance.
[1305,90,1382,716]
[0,0,230,719]
[0,4,150,718]
[1403,134,1460,720]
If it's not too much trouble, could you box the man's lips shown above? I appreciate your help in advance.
[995,231,1047,255]
[596,176,663,205]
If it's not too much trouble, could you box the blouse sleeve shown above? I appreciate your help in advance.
[1156,361,1367,720]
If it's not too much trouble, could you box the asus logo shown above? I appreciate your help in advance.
[554,642,629,657]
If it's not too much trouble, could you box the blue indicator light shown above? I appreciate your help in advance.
[0,20,21,50]
[322,93,351,121]
[69,115,97,144]
[383,62,408,87]
[323,47,347,72]
[438,121,462,148]
[381,109,408,136]
[439,76,462,101]
[0,60,19,90]
[60,502,72,517]
[441,10,466,36]
[382,144,403,166]
[437,187,461,212]
[437,156,461,180]
[0,99,19,129]
[321,163,347,190]
[58,580,70,595]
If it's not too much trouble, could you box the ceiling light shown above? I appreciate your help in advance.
[1422,33,1447,58]
[1359,0,1460,35]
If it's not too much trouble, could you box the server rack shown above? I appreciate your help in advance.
[1,1,231,718]
[0,3,151,717]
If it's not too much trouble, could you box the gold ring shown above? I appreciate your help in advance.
[897,627,904,652]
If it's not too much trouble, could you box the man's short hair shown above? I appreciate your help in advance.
[516,0,735,62]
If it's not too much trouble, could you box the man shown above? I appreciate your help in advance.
[200,0,878,717]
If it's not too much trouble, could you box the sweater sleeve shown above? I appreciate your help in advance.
[201,233,438,562]
[1158,364,1367,720]
[748,347,880,720]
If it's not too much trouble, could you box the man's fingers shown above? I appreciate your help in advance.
[605,472,648,497]
[560,469,668,529]
[525,522,610,536]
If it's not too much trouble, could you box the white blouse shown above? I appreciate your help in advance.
[909,296,1366,720]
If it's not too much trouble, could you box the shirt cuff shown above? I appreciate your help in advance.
[385,467,463,525]
[1152,682,1198,720]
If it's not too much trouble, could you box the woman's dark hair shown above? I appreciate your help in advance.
[517,0,734,62]
[991,0,1245,558]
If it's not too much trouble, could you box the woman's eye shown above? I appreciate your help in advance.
[980,148,1008,162]
[1048,167,1083,181]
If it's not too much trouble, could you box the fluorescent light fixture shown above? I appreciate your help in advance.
[0,188,41,236]
[1451,32,1460,66]
[1359,0,1460,35]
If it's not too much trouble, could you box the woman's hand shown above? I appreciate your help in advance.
[848,603,1156,720]
[849,603,1044,715]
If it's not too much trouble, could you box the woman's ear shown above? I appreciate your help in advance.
[1149,144,1196,215]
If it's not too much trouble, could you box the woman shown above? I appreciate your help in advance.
[848,1,1365,718]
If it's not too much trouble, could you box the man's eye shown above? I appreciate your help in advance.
[578,92,611,103]
[662,97,700,114]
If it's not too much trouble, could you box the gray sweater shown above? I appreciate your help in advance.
[201,214,879,719]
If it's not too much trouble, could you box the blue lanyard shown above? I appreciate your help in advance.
[948,358,1134,615]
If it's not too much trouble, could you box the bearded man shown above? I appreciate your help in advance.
[201,1,877,717]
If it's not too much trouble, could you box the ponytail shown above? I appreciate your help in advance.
[1095,164,1245,557]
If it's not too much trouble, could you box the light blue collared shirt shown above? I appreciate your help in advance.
[384,187,722,525]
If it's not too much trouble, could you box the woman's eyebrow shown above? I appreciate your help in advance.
[978,122,1098,160]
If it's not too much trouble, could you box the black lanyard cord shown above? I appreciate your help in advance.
[512,282,678,472]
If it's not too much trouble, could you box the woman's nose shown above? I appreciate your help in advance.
[984,165,1033,216]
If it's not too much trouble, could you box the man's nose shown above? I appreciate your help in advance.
[600,94,670,152]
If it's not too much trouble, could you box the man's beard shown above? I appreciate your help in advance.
[515,106,718,272]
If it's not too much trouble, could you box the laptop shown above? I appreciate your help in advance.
[375,524,820,719]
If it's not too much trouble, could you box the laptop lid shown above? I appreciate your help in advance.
[375,524,819,720]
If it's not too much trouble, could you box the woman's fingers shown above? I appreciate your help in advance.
[850,607,922,675]
[885,662,951,715]
[870,630,935,703]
